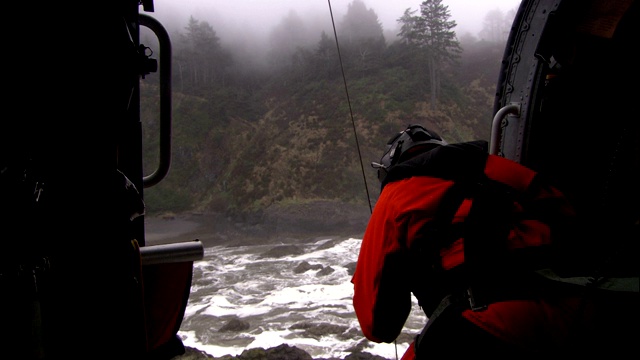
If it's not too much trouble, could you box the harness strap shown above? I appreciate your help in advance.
[414,292,468,358]
[414,294,453,358]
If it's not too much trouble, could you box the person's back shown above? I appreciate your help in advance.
[351,124,639,359]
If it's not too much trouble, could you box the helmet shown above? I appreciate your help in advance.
[371,124,447,183]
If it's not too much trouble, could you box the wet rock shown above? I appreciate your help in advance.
[344,262,357,276]
[219,318,251,332]
[294,261,324,274]
[260,244,304,258]
[316,266,335,277]
[173,345,392,360]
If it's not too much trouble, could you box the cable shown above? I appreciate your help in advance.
[327,4,399,359]
[327,0,373,215]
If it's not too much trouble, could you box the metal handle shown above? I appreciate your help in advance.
[140,14,172,188]
[490,103,520,155]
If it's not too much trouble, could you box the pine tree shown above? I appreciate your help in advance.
[339,0,386,75]
[397,0,461,110]
[175,17,233,91]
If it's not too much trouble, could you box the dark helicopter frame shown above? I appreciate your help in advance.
[1,0,637,359]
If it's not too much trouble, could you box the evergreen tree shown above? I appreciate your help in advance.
[479,9,511,43]
[175,16,232,92]
[267,10,309,72]
[397,8,420,45]
[397,0,461,110]
[315,31,339,79]
[339,0,386,75]
[340,0,384,42]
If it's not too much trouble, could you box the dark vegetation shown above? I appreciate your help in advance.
[139,0,515,222]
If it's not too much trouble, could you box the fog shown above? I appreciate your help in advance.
[146,0,521,40]
[140,0,521,75]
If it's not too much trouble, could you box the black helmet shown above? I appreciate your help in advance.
[371,124,447,183]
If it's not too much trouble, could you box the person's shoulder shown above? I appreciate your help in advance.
[383,176,452,200]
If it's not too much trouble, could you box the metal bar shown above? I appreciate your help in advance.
[140,240,204,265]
[140,14,172,188]
[490,103,520,156]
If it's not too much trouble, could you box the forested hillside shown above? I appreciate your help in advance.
[139,0,513,221]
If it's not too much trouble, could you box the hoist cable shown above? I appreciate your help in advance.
[327,0,373,215]
[326,5,398,358]
[327,2,398,359]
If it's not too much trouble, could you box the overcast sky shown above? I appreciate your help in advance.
[147,0,522,38]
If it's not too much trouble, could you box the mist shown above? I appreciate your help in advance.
[140,0,520,77]
[146,0,520,35]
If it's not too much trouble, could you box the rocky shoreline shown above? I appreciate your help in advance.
[146,201,382,360]
[174,344,392,360]
[145,200,372,248]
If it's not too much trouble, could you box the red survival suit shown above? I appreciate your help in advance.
[351,140,617,358]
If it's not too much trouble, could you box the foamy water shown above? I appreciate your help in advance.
[177,237,427,359]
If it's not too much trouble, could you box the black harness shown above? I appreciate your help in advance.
[384,140,639,358]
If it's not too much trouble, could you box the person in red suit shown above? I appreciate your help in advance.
[351,124,635,358]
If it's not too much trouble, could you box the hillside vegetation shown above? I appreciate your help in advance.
[139,2,510,222]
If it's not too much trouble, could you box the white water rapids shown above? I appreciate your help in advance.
[175,236,426,359]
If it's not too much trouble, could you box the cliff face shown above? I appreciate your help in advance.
[141,44,499,218]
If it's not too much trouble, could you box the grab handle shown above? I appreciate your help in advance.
[490,103,520,156]
[140,14,172,188]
